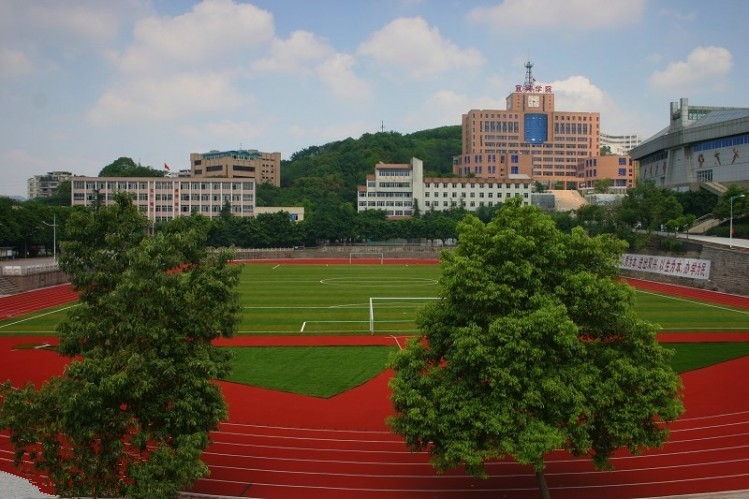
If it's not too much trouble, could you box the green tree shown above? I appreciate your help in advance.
[593,178,612,194]
[388,199,683,498]
[0,193,241,498]
[617,180,682,231]
[99,156,165,177]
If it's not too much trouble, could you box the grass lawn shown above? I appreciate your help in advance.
[668,342,749,373]
[2,264,749,397]
[223,345,396,398]
[2,264,748,336]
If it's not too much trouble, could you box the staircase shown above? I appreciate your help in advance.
[0,276,20,296]
[701,182,729,195]
[687,214,723,235]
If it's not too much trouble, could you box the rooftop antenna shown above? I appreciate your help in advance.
[524,61,535,91]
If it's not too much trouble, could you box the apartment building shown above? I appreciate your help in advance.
[71,177,255,223]
[190,149,281,187]
[357,157,532,218]
[578,155,636,191]
[27,171,72,199]
[454,62,599,189]
[600,133,642,155]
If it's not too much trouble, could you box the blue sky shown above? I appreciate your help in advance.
[1,0,747,198]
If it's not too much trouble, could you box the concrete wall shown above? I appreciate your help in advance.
[621,241,749,296]
[4,270,69,293]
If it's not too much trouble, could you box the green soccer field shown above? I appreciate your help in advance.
[1,263,748,336]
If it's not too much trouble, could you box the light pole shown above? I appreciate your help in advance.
[729,194,745,248]
[42,214,58,262]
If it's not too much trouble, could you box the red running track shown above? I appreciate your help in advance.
[1,273,749,497]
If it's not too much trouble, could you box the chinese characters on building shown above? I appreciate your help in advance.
[620,254,711,280]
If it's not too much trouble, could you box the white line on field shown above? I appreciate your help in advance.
[638,290,749,316]
[0,304,79,329]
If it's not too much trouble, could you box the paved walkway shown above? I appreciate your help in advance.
[675,233,749,249]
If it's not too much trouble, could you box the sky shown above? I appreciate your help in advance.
[1,0,747,198]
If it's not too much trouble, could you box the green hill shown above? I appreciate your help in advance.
[256,126,461,207]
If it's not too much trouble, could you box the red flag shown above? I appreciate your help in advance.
[164,163,170,171]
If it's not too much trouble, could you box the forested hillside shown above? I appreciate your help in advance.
[256,126,461,207]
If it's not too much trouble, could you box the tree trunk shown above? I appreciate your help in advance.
[535,470,551,499]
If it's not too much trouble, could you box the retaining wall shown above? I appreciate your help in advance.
[621,241,749,296]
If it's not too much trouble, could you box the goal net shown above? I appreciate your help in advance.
[349,252,384,264]
[368,297,440,334]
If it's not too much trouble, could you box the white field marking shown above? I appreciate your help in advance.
[234,328,423,334]
[666,432,749,446]
[660,327,749,330]
[678,409,749,422]
[206,441,424,457]
[272,264,280,269]
[390,335,404,350]
[299,319,415,333]
[243,305,366,309]
[213,430,406,444]
[196,471,749,493]
[0,304,78,329]
[300,320,370,332]
[219,422,394,434]
[669,420,749,433]
[638,289,749,316]
[202,456,749,478]
[320,277,438,287]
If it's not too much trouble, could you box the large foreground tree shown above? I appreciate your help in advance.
[0,194,241,498]
[388,199,684,498]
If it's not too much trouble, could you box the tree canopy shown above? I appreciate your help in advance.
[388,199,684,498]
[99,156,165,177]
[0,193,241,498]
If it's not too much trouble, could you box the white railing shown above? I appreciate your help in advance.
[0,263,60,276]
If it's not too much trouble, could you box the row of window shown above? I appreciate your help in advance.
[554,123,590,135]
[693,134,749,152]
[583,169,633,178]
[362,192,412,198]
[73,181,255,191]
[425,191,528,199]
[377,170,410,177]
[423,182,529,189]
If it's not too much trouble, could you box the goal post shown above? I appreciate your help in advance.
[369,297,440,334]
[349,252,384,264]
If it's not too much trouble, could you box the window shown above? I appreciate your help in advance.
[618,168,627,176]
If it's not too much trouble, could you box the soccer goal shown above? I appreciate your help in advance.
[368,297,440,334]
[349,252,384,264]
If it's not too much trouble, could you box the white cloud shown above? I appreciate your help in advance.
[467,0,646,30]
[0,48,34,76]
[549,75,606,111]
[288,121,375,145]
[116,0,275,74]
[649,46,733,93]
[87,74,246,125]
[403,90,501,130]
[358,17,484,78]
[26,2,122,46]
[179,120,267,144]
[316,54,373,101]
[251,30,333,72]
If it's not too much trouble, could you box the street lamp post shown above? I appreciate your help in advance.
[43,214,58,262]
[729,194,745,248]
